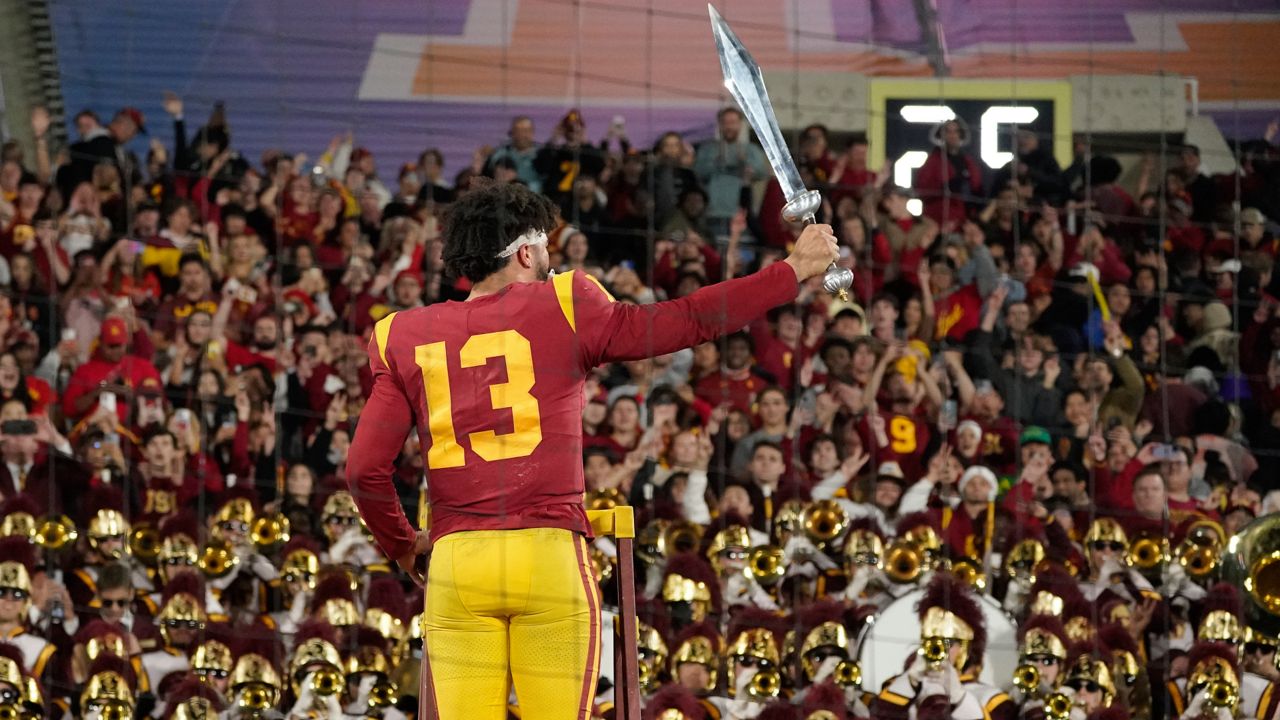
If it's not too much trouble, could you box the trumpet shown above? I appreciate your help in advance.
[0,705,19,720]
[1045,692,1073,720]
[311,668,344,696]
[129,524,160,566]
[747,545,786,587]
[250,513,290,554]
[1204,679,1239,710]
[367,680,398,708]
[834,660,862,689]
[198,540,240,579]
[96,703,132,720]
[803,500,848,547]
[884,541,923,585]
[33,515,77,551]
[920,637,948,669]
[1013,663,1041,694]
[237,683,275,712]
[637,661,657,692]
[746,669,782,701]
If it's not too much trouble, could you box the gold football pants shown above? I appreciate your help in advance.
[422,528,602,720]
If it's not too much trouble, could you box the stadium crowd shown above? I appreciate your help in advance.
[0,91,1277,720]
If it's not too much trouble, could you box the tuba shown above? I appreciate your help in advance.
[883,541,923,585]
[1222,515,1280,636]
[747,545,786,587]
[802,500,849,547]
[250,513,291,554]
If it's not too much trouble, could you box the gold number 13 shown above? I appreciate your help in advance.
[415,330,542,469]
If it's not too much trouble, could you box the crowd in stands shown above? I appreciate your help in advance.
[0,90,1279,720]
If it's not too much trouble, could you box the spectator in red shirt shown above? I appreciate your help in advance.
[62,316,162,423]
[915,119,982,231]
[694,332,771,416]
[152,254,219,347]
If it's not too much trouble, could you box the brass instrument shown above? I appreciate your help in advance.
[637,661,655,692]
[33,515,77,551]
[834,660,861,689]
[1126,534,1169,574]
[1013,663,1041,694]
[802,500,848,547]
[585,488,626,511]
[773,499,807,545]
[238,684,275,713]
[950,556,987,592]
[747,545,785,587]
[661,521,704,557]
[1179,543,1219,580]
[310,668,343,696]
[0,705,19,720]
[1204,679,1239,711]
[129,524,160,566]
[250,513,291,554]
[746,669,782,701]
[920,637,948,669]
[1045,692,1073,720]
[198,540,240,579]
[884,541,923,585]
[367,680,398,708]
[1221,515,1280,636]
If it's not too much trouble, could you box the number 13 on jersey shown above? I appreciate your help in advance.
[414,330,543,469]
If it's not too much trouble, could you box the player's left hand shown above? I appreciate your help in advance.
[397,529,432,586]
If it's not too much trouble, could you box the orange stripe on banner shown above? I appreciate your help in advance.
[573,536,601,720]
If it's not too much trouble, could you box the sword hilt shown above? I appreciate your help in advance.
[787,193,853,302]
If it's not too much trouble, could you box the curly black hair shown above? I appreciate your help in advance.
[442,178,558,283]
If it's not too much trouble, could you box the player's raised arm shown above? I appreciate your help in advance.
[574,223,840,367]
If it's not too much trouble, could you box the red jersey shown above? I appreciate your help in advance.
[349,264,799,558]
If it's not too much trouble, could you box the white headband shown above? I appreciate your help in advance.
[496,229,549,259]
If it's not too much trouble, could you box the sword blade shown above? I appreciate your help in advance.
[708,4,808,204]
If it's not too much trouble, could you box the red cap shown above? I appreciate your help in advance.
[101,317,129,347]
[394,269,423,287]
[117,107,147,134]
[137,376,163,397]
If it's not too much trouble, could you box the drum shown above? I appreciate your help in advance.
[856,588,1019,694]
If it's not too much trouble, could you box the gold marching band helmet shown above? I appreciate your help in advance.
[230,653,282,714]
[212,497,255,541]
[290,637,345,697]
[157,533,200,581]
[157,593,207,645]
[800,622,849,681]
[346,646,398,708]
[192,640,233,681]
[670,634,718,692]
[281,547,320,590]
[637,622,669,693]
[1063,655,1116,707]
[171,698,216,720]
[706,525,752,576]
[321,491,361,542]
[80,671,133,720]
[843,528,884,570]
[88,509,130,560]
[1188,654,1241,712]
[920,606,975,671]
[662,574,713,625]
[725,627,780,694]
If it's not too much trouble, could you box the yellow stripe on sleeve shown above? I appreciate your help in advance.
[374,312,399,368]
[553,270,578,332]
[584,273,615,302]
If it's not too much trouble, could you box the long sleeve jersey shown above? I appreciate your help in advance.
[348,263,799,559]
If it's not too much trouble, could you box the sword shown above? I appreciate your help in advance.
[708,4,854,301]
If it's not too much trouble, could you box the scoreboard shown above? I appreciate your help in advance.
[867,79,1073,208]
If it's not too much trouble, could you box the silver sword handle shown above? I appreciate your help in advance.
[785,191,853,301]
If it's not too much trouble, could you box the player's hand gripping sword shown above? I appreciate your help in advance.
[708,4,855,300]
